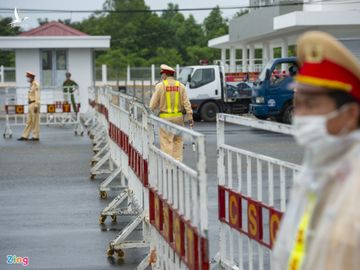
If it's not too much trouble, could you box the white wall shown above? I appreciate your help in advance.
[304,0,360,11]
[68,48,93,112]
[15,49,40,87]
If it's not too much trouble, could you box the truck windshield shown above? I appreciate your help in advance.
[178,67,193,85]
[257,60,275,83]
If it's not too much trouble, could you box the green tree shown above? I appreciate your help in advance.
[203,6,228,40]
[148,47,184,66]
[96,48,128,86]
[69,1,230,68]
[186,46,215,65]
[0,17,21,67]
[233,9,249,19]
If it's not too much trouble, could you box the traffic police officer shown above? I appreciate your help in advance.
[18,71,40,141]
[273,31,360,270]
[149,64,193,161]
[63,72,78,114]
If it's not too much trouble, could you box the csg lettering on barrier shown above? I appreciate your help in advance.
[215,113,301,269]
[218,185,284,249]
[149,188,208,270]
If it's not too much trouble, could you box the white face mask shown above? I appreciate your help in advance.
[292,107,348,150]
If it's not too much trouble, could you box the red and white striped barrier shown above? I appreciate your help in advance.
[86,86,210,269]
[3,86,83,138]
[147,116,209,270]
[213,114,301,270]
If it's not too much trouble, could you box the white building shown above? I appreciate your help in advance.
[209,0,360,73]
[0,21,110,112]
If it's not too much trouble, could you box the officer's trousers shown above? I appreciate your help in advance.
[159,116,184,161]
[22,103,40,139]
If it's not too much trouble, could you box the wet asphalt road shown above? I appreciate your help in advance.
[0,123,146,270]
[0,119,303,269]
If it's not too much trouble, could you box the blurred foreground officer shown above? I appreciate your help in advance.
[18,72,40,141]
[149,64,193,161]
[273,31,360,270]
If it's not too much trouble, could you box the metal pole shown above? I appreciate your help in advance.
[151,64,155,85]
[102,64,107,85]
[176,64,180,79]
[141,80,145,104]
[0,65,4,84]
[127,65,131,83]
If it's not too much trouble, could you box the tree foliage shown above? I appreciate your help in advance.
[0,1,231,68]
[74,1,229,67]
[0,17,20,66]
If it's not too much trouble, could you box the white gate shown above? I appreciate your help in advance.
[147,115,209,270]
[85,86,210,269]
[214,114,301,270]
[3,86,83,138]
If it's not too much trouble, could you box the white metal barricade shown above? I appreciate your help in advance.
[98,91,132,200]
[83,86,97,130]
[213,114,301,270]
[147,115,209,270]
[3,86,83,138]
[88,87,114,181]
[85,85,210,269]
[105,94,151,263]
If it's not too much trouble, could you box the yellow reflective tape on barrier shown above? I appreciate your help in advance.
[288,194,317,270]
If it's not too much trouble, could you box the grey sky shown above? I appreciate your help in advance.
[1,0,249,30]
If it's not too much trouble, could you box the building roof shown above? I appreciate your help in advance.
[20,21,88,36]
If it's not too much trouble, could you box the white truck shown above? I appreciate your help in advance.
[177,65,252,121]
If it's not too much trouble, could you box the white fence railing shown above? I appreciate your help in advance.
[214,113,301,270]
[85,86,209,270]
[2,86,83,138]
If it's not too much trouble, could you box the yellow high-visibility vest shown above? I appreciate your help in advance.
[159,80,183,118]
[287,193,317,270]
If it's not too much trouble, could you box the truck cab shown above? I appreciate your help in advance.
[250,57,298,124]
[178,65,251,121]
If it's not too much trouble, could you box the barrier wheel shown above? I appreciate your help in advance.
[91,161,97,166]
[80,131,84,136]
[90,174,96,180]
[116,249,124,258]
[9,134,12,139]
[3,134,5,138]
[107,248,114,257]
[111,215,117,223]
[100,191,107,199]
[99,215,106,225]
[74,131,78,136]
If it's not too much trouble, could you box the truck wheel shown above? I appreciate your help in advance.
[282,104,294,124]
[200,102,219,122]
[254,115,268,120]
[193,114,201,122]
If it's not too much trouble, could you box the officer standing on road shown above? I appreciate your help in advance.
[149,64,193,161]
[273,31,360,270]
[63,72,78,114]
[18,71,40,141]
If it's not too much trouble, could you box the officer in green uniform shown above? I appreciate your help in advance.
[63,72,78,114]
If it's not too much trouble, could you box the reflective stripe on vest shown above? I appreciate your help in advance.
[159,80,182,118]
[287,193,317,270]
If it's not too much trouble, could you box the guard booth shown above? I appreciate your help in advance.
[0,21,110,112]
